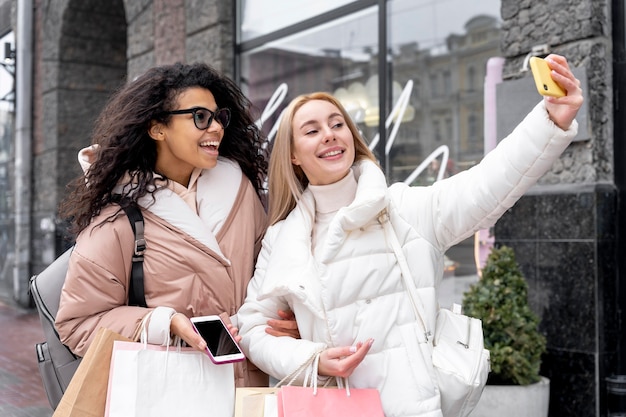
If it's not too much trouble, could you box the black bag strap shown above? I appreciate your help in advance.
[121,203,147,308]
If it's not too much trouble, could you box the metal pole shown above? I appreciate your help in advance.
[14,0,33,306]
[377,0,387,177]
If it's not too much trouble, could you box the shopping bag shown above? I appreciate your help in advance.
[277,385,385,417]
[234,387,280,417]
[105,340,235,417]
[265,393,279,417]
[53,327,131,417]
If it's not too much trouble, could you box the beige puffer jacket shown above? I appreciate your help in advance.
[56,158,268,387]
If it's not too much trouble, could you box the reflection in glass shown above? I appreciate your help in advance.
[241,6,380,143]
[238,0,502,281]
[0,31,15,278]
[240,0,359,42]
[386,0,501,283]
[387,0,501,186]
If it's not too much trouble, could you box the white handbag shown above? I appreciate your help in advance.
[378,210,490,417]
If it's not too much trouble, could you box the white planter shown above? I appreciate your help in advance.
[468,377,550,417]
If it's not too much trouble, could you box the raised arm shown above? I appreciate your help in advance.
[392,55,583,252]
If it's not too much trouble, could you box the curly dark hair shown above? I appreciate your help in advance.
[59,62,268,235]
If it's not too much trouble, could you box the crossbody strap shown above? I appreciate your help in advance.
[377,209,432,342]
[121,203,147,308]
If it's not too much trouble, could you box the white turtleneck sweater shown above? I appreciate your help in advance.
[307,169,357,258]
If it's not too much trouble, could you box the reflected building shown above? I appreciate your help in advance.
[389,14,500,183]
[243,14,500,186]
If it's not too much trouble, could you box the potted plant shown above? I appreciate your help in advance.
[462,245,550,417]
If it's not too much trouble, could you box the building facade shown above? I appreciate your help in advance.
[0,1,623,416]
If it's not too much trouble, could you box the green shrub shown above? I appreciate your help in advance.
[462,245,546,385]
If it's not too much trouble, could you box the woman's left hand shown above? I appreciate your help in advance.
[266,309,301,338]
[170,313,208,352]
[170,314,242,352]
[543,54,584,131]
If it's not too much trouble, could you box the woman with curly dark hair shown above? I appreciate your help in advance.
[55,62,291,388]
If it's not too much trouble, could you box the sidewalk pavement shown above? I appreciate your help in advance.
[0,296,53,417]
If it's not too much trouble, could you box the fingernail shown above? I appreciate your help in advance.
[349,346,357,353]
[369,338,375,346]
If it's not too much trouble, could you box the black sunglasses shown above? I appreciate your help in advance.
[166,107,231,130]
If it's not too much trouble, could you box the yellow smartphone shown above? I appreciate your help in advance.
[529,56,566,97]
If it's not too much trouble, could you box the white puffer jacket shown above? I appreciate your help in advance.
[238,102,577,417]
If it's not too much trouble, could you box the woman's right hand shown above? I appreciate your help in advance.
[543,54,584,131]
[317,339,374,378]
[266,309,300,339]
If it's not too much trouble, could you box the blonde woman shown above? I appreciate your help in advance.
[238,54,583,416]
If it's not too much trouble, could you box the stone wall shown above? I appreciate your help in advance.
[497,1,618,416]
[31,0,127,282]
[21,0,234,303]
[126,0,233,81]
[500,0,612,184]
[0,0,12,34]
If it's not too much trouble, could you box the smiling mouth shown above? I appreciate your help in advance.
[200,140,220,150]
[319,149,343,158]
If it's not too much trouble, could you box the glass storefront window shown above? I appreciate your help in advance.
[240,6,380,142]
[385,0,501,281]
[0,31,14,107]
[0,31,15,279]
[237,0,502,288]
[387,0,501,185]
[240,0,360,42]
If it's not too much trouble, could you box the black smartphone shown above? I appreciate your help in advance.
[190,315,245,364]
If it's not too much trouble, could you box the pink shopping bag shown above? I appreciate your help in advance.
[277,385,384,417]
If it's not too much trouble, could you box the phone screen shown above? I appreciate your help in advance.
[192,319,242,357]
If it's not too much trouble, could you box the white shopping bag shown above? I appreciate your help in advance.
[264,393,278,417]
[105,340,235,417]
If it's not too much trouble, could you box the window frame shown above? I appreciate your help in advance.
[235,0,390,172]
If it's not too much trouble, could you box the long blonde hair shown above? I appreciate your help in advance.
[268,92,378,225]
